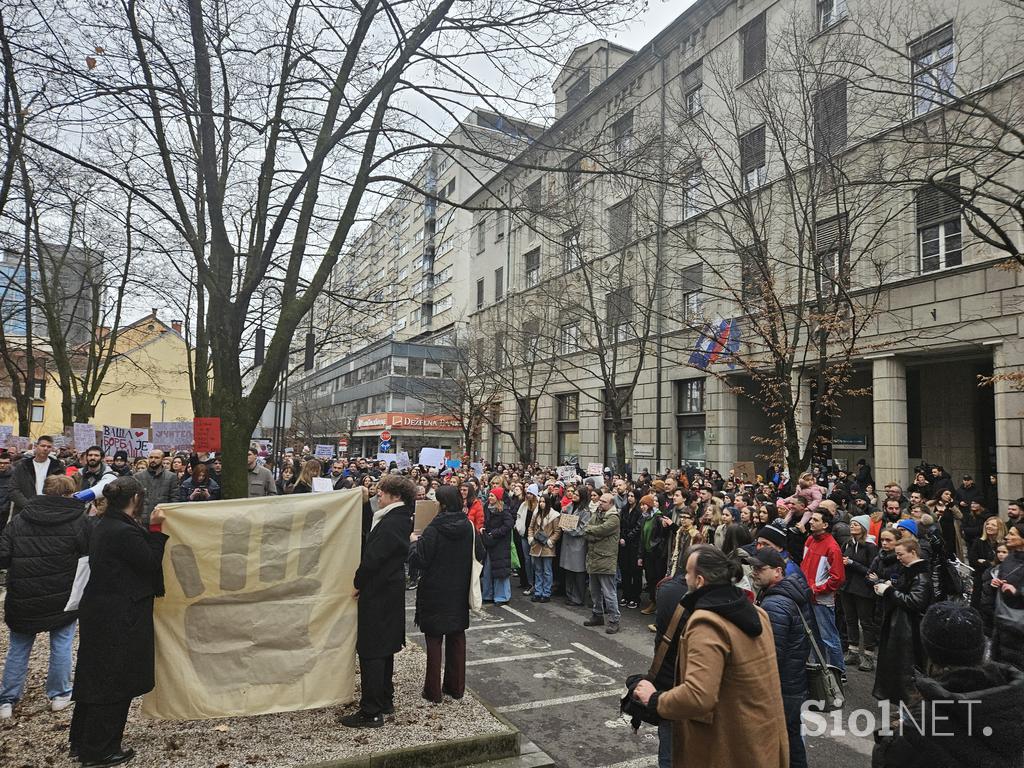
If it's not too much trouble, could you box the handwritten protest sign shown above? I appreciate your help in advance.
[558,513,580,531]
[311,477,333,493]
[193,417,221,453]
[418,447,446,467]
[102,426,151,457]
[152,422,194,451]
[72,423,96,450]
[396,451,411,470]
[314,444,335,459]
[586,462,603,477]
[0,426,13,445]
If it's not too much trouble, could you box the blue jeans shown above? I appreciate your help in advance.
[0,621,76,704]
[532,556,553,598]
[481,553,511,604]
[813,602,845,672]
[657,721,672,768]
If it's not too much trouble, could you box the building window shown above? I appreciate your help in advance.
[739,125,766,190]
[817,0,847,32]
[678,379,705,413]
[523,319,541,361]
[682,164,707,220]
[524,180,542,214]
[566,72,590,111]
[566,154,583,190]
[494,330,506,369]
[603,387,633,470]
[607,196,634,251]
[812,80,848,157]
[740,12,767,81]
[681,60,703,117]
[408,357,424,376]
[392,357,408,375]
[476,217,487,253]
[676,379,706,463]
[495,210,505,241]
[917,175,962,273]
[28,377,46,400]
[559,322,580,354]
[679,264,703,323]
[606,286,634,343]
[911,23,955,116]
[555,393,579,464]
[563,227,581,272]
[740,244,767,304]
[612,110,634,156]
[517,396,538,461]
[494,267,504,301]
[476,277,485,310]
[815,213,849,294]
[31,404,44,422]
[524,247,541,287]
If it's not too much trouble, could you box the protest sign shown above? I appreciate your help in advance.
[470,462,484,478]
[193,417,221,453]
[311,477,333,493]
[586,462,603,477]
[376,453,398,464]
[395,451,411,470]
[558,513,580,531]
[556,465,575,482]
[445,458,462,470]
[731,461,757,482]
[414,499,440,534]
[102,426,151,457]
[52,434,69,449]
[418,447,446,467]
[314,444,335,459]
[143,489,361,720]
[0,425,12,445]
[72,423,95,450]
[153,422,194,451]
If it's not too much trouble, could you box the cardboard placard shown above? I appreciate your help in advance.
[418,447,446,467]
[376,453,398,464]
[556,465,575,482]
[314,444,335,459]
[152,422,194,451]
[731,461,757,482]
[586,462,603,477]
[193,417,221,453]
[72,423,96,450]
[558,513,580,531]
[396,452,411,470]
[0,425,13,445]
[470,462,484,478]
[311,477,333,493]
[414,499,440,534]
[102,425,151,457]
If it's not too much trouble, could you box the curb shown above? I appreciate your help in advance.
[299,688,520,768]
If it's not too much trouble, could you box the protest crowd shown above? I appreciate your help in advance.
[1,436,1023,768]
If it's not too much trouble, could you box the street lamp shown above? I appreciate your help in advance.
[160,399,166,421]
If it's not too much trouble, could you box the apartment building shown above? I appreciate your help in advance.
[466,0,1024,511]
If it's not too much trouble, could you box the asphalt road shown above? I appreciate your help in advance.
[405,589,877,768]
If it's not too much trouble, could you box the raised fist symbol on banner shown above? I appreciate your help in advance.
[168,508,345,689]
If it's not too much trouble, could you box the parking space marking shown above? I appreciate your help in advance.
[409,621,524,638]
[572,642,623,668]
[501,604,536,623]
[595,756,659,768]
[496,687,623,713]
[466,649,573,666]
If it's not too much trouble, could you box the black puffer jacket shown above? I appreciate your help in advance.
[759,571,813,697]
[409,511,484,637]
[842,538,879,598]
[480,502,514,579]
[0,494,91,633]
[872,662,1024,768]
[873,559,933,703]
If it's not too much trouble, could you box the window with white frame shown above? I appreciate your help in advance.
[31,405,44,422]
[814,213,849,294]
[739,125,766,191]
[917,175,962,273]
[476,278,485,310]
[524,247,541,287]
[476,217,487,253]
[911,24,955,116]
[606,286,634,343]
[608,197,634,251]
[434,295,453,314]
[494,267,504,301]
[679,264,703,323]
[682,164,707,220]
[612,111,634,156]
[495,210,505,241]
[562,227,582,271]
[681,61,703,117]
[817,0,847,32]
[559,322,580,354]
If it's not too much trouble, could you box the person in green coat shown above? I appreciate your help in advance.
[583,493,621,633]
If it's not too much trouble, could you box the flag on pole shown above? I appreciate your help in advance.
[688,318,741,371]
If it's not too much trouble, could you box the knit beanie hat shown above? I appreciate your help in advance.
[490,486,504,502]
[850,514,871,534]
[758,523,788,549]
[920,602,985,667]
[895,519,918,537]
[526,484,540,498]
[640,494,658,510]
[652,479,666,492]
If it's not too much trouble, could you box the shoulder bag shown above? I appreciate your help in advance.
[469,521,483,612]
[798,605,845,712]
[620,602,687,729]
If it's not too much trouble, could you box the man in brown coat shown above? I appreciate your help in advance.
[633,544,788,768]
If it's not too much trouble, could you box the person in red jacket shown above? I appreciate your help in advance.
[799,508,847,674]
[462,483,485,531]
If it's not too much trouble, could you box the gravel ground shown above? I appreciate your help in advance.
[0,599,510,768]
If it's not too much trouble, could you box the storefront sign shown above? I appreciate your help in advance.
[355,412,461,432]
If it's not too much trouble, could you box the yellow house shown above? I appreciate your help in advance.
[0,312,194,440]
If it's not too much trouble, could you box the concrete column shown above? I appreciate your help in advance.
[993,340,1024,513]
[705,375,738,469]
[872,356,909,487]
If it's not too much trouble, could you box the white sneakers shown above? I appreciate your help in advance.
[50,694,73,712]
[0,702,11,719]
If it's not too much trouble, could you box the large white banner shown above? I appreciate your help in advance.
[142,490,361,720]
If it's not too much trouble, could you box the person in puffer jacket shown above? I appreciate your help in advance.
[0,474,90,718]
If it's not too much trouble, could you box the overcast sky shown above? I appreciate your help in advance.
[610,0,699,49]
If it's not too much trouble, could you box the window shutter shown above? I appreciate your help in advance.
[681,60,703,95]
[815,213,848,253]
[680,264,703,294]
[910,24,954,59]
[740,126,766,174]
[742,13,767,78]
[814,81,847,153]
[916,175,961,227]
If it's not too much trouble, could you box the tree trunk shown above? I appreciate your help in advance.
[613,419,627,474]
[214,398,258,499]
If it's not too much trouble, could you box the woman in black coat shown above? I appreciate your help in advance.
[409,486,484,703]
[618,492,644,609]
[480,490,514,605]
[70,476,169,765]
[840,517,879,671]
[872,537,933,704]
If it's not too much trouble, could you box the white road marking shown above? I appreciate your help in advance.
[594,756,659,768]
[572,641,624,668]
[496,687,624,713]
[500,604,536,623]
[466,649,573,667]
[408,621,524,638]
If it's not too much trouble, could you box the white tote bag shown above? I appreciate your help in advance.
[469,523,483,612]
[64,556,91,612]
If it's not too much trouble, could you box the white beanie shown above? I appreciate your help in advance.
[526,484,541,498]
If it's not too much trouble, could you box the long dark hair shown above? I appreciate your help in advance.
[436,485,462,515]
[721,523,753,555]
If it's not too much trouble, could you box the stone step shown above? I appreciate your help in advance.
[459,741,555,768]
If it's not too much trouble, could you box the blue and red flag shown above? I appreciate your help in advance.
[688,318,741,370]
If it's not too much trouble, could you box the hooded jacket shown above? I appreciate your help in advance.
[873,558,933,703]
[8,455,66,514]
[872,662,1024,768]
[527,507,562,557]
[409,510,484,637]
[0,494,91,633]
[653,584,788,768]
[759,572,813,697]
[800,531,845,602]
